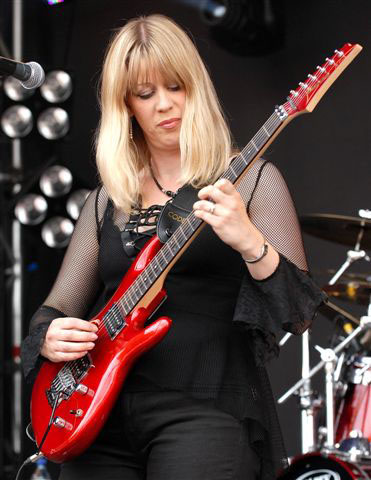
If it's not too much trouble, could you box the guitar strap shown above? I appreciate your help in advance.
[156,184,199,243]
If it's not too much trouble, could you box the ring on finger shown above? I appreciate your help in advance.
[209,203,216,215]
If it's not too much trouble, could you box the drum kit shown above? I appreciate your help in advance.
[278,210,371,479]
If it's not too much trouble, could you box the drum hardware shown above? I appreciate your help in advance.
[279,210,371,455]
[277,452,371,479]
[338,431,371,461]
[278,210,371,477]
[359,209,371,220]
[278,315,371,448]
[323,282,371,306]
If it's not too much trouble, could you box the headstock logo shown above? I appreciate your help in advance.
[296,470,340,480]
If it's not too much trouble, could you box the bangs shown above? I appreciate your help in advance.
[125,43,187,95]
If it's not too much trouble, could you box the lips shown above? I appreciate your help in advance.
[158,118,180,128]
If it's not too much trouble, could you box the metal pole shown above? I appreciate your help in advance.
[11,0,24,456]
[300,330,316,453]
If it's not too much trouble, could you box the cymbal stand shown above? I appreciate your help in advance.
[279,209,371,453]
[328,211,370,286]
[299,330,323,453]
[278,315,371,450]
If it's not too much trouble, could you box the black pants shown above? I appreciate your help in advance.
[59,391,261,480]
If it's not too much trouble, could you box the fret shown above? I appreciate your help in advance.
[251,139,258,151]
[172,234,180,248]
[262,124,270,137]
[178,225,188,241]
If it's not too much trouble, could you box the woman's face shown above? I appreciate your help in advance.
[127,73,186,153]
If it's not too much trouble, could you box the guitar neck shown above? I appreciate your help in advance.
[115,106,290,317]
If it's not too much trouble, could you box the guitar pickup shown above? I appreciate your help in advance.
[103,303,127,340]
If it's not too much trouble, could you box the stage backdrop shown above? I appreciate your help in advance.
[16,0,371,464]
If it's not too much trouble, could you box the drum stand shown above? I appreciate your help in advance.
[279,209,371,455]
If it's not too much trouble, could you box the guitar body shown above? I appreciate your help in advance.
[31,235,172,463]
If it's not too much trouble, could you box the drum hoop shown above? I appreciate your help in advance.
[285,452,370,480]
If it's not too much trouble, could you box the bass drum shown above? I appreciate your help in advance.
[277,453,371,480]
[336,356,371,444]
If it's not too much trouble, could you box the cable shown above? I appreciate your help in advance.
[15,391,62,479]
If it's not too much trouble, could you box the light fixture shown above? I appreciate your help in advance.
[66,189,91,220]
[200,0,228,25]
[37,107,69,139]
[3,76,36,101]
[41,216,74,248]
[200,0,285,56]
[40,70,72,103]
[39,165,73,198]
[14,194,48,225]
[1,105,34,138]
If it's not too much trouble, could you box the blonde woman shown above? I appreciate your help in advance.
[21,14,323,480]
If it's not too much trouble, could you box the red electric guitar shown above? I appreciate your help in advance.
[31,43,362,462]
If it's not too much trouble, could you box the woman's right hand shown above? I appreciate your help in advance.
[40,317,99,362]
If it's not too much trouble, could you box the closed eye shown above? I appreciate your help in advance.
[136,91,154,100]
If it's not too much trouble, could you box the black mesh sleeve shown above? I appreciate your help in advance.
[234,160,326,364]
[20,186,108,382]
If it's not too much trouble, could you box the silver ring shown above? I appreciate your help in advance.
[209,203,215,215]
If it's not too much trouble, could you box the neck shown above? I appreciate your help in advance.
[149,149,182,187]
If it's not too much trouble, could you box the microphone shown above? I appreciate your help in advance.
[0,56,45,89]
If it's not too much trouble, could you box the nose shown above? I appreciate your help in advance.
[156,87,173,111]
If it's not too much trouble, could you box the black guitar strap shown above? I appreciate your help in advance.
[156,184,200,243]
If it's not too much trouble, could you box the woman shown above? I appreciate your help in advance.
[21,14,324,480]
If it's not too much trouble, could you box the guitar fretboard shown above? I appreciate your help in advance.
[107,106,287,321]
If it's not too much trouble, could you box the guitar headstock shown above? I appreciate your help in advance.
[283,43,362,117]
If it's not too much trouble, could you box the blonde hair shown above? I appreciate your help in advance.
[96,14,234,212]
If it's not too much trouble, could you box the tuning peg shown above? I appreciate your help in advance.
[290,90,298,97]
[308,74,317,81]
[326,57,335,65]
[334,49,344,57]
[299,82,308,89]
[317,66,326,73]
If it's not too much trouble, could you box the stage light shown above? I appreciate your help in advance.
[41,216,74,248]
[200,0,228,25]
[4,76,36,101]
[200,0,285,56]
[37,107,69,139]
[1,105,33,138]
[14,194,48,225]
[40,70,72,103]
[39,165,73,198]
[66,189,91,220]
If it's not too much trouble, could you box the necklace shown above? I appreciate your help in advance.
[149,164,179,199]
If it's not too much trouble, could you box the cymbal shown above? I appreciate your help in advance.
[300,213,371,249]
[318,300,360,325]
[323,281,371,306]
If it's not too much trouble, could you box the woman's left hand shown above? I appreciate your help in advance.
[193,178,263,255]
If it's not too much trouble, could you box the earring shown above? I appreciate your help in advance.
[129,118,133,141]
